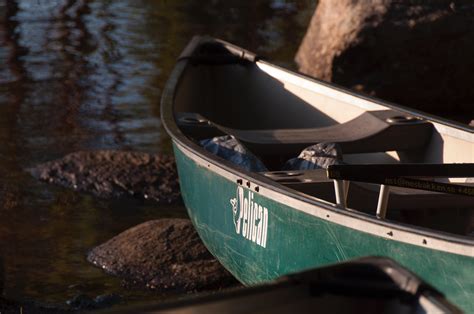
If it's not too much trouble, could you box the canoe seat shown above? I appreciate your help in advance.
[176,111,433,156]
[262,170,474,235]
[272,170,474,236]
[262,170,474,211]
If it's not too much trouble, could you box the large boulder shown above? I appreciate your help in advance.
[87,219,237,292]
[296,0,474,120]
[29,151,181,204]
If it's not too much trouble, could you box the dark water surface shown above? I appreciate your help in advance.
[0,0,315,307]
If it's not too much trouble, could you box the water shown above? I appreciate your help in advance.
[0,0,316,307]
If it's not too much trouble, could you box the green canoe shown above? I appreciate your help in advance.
[162,36,474,312]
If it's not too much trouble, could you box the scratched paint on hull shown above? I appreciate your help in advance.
[173,143,474,312]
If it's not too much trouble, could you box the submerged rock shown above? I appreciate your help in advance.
[0,297,70,314]
[1,259,70,313]
[29,151,181,204]
[87,219,237,293]
[66,293,121,310]
[296,0,474,120]
[66,294,96,310]
[93,294,122,308]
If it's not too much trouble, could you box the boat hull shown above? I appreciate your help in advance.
[173,141,474,312]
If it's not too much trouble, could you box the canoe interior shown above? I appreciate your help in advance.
[175,64,341,129]
[173,54,474,237]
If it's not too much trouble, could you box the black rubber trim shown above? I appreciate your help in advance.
[178,35,260,65]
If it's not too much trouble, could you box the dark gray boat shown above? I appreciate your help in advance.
[105,257,460,313]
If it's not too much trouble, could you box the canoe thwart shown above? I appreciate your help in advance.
[220,110,433,155]
[176,110,433,156]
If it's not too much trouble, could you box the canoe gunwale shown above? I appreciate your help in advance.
[161,36,474,257]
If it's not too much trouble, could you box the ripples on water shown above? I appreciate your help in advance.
[0,0,315,306]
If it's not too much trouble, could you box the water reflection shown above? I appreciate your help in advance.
[0,0,315,305]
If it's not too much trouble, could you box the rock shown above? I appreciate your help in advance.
[296,0,474,118]
[29,151,181,204]
[66,294,96,310]
[87,219,237,293]
[66,293,121,310]
[1,260,68,313]
[0,297,71,314]
[94,294,121,309]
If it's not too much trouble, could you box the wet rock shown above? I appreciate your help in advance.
[29,151,181,204]
[66,293,121,310]
[94,294,121,309]
[66,294,95,310]
[87,219,237,292]
[0,297,70,314]
[296,0,474,118]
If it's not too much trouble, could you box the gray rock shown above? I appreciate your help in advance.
[87,219,237,293]
[29,150,181,204]
[296,0,474,119]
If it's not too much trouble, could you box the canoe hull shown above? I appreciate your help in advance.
[174,141,474,312]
